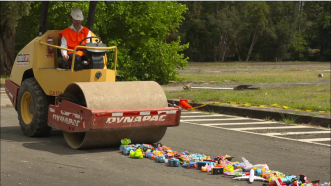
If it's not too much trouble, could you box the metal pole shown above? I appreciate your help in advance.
[38,1,49,36]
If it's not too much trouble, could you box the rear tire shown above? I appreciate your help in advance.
[17,78,52,137]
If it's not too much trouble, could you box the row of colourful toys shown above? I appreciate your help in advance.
[119,138,330,186]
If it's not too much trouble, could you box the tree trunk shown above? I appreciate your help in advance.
[234,41,242,61]
[219,33,229,62]
[0,23,16,75]
[246,30,259,62]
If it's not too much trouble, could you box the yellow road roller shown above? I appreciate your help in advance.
[4,2,181,149]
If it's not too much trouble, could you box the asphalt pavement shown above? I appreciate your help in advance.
[1,107,330,186]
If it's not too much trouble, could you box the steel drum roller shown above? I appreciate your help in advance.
[62,81,168,149]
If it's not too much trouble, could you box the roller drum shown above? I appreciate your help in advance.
[62,81,168,149]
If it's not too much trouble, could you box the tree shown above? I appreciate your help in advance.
[0,2,32,74]
[94,1,189,83]
[244,2,270,62]
[207,2,241,62]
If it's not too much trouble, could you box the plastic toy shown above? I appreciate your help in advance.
[155,155,166,163]
[168,158,180,167]
[196,161,215,170]
[232,162,246,169]
[178,156,190,165]
[211,167,223,175]
[161,145,171,151]
[182,162,197,169]
[145,152,154,158]
[201,164,214,172]
[223,164,234,173]
[224,170,249,177]
[241,157,269,171]
[121,138,131,145]
[129,148,143,159]
[299,174,310,184]
[122,146,136,155]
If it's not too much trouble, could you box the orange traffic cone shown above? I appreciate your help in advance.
[179,99,195,110]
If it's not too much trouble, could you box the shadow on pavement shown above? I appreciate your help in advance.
[0,126,120,155]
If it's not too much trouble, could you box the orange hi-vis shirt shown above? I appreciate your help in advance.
[59,26,90,56]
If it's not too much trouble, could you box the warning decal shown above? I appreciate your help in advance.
[17,54,30,66]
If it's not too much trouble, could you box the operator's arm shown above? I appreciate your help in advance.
[60,36,68,56]
[60,36,69,61]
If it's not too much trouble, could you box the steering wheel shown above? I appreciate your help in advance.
[79,36,102,46]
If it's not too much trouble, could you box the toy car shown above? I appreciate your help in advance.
[122,146,136,155]
[155,155,166,163]
[178,156,190,164]
[181,162,197,169]
[211,167,224,175]
[196,161,215,170]
[168,158,180,167]
[145,152,154,158]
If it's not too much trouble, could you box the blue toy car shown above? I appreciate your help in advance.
[145,152,154,158]
[155,155,166,163]
[168,158,180,167]
[182,161,197,169]
[123,146,136,155]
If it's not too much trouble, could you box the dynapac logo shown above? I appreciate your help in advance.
[53,114,80,126]
[106,115,166,124]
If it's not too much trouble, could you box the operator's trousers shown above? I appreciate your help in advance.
[65,53,87,71]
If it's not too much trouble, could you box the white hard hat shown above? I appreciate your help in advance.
[70,8,84,21]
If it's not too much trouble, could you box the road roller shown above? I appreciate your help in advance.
[4,2,181,149]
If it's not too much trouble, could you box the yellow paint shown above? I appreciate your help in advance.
[21,92,33,124]
[10,30,117,96]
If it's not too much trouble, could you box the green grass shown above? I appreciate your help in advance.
[280,113,298,124]
[178,71,330,84]
[166,84,331,112]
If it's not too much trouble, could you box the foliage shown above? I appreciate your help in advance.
[178,1,330,62]
[0,1,33,28]
[94,1,189,83]
[14,1,189,83]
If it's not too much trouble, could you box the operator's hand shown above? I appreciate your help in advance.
[63,54,69,61]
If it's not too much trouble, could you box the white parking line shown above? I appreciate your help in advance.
[264,131,331,136]
[180,114,236,118]
[298,138,331,142]
[180,118,248,122]
[180,111,331,147]
[198,121,279,126]
[230,125,311,131]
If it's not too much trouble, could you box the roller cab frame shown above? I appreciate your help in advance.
[4,1,181,148]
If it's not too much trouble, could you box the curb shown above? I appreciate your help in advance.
[168,100,331,128]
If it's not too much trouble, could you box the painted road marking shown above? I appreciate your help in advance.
[180,110,331,147]
[265,131,331,136]
[199,122,279,126]
[298,138,331,142]
[180,118,248,122]
[229,125,312,131]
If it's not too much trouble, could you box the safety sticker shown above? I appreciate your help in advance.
[17,54,30,66]
[45,54,53,58]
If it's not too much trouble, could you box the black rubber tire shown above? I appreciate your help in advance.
[17,78,52,137]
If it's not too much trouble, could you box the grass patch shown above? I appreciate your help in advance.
[280,113,298,124]
[178,71,330,84]
[309,113,319,117]
[166,84,331,112]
